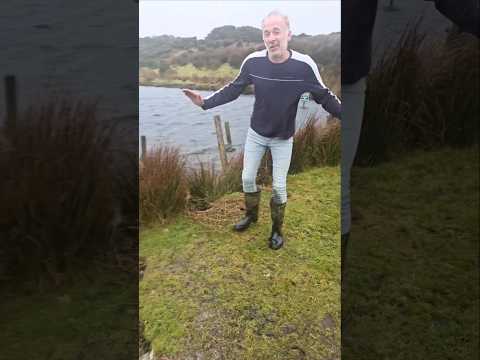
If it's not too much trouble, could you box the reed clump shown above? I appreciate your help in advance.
[290,116,340,173]
[140,146,188,223]
[0,101,128,286]
[356,19,479,166]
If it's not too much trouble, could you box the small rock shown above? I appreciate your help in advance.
[281,323,297,335]
[321,314,335,330]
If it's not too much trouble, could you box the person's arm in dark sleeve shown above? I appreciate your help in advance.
[304,57,341,119]
[201,59,252,110]
[426,0,479,37]
[313,88,341,119]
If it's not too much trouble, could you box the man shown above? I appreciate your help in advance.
[183,10,341,250]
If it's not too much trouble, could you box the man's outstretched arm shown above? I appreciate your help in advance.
[311,87,341,120]
[303,56,341,119]
[183,59,252,110]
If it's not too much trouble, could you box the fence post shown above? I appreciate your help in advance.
[141,135,147,160]
[224,120,233,151]
[214,115,228,171]
[5,75,17,132]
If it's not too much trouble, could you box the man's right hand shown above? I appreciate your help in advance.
[182,89,205,107]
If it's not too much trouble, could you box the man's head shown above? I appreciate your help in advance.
[262,10,292,62]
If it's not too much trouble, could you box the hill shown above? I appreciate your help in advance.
[139,25,340,92]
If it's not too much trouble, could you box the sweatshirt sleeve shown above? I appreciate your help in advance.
[201,59,252,110]
[429,0,479,37]
[304,57,342,119]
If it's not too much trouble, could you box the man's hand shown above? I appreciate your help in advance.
[182,89,205,107]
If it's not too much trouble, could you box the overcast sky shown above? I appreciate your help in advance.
[139,0,340,38]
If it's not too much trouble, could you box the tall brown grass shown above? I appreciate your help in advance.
[419,30,479,147]
[186,161,222,211]
[0,101,124,286]
[356,19,479,166]
[139,146,188,223]
[186,152,246,211]
[290,116,341,173]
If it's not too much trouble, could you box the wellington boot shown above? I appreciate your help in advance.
[233,191,261,232]
[268,199,286,250]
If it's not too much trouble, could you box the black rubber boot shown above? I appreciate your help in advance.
[233,191,261,232]
[269,198,286,250]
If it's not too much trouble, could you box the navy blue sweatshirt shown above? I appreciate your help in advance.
[201,49,341,139]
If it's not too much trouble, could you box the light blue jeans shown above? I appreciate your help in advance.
[341,77,367,235]
[242,128,293,204]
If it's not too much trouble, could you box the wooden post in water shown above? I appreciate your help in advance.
[224,120,233,151]
[141,135,147,160]
[5,75,17,132]
[214,115,228,171]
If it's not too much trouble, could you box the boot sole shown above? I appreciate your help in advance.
[268,240,284,250]
[233,220,258,232]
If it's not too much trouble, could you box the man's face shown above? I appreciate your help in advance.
[262,15,291,57]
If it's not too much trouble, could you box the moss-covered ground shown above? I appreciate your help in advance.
[140,166,341,360]
[0,268,137,360]
[343,146,479,360]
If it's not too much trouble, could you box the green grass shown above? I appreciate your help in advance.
[140,166,341,359]
[344,146,479,360]
[173,63,238,79]
[0,268,137,360]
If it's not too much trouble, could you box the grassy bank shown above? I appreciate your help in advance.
[140,119,340,225]
[140,63,242,91]
[344,146,479,359]
[140,166,341,360]
[0,267,137,359]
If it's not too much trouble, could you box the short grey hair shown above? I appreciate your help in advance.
[261,10,290,30]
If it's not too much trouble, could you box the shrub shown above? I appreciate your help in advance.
[418,30,479,147]
[218,151,244,194]
[356,19,479,166]
[290,116,341,173]
[140,146,188,224]
[0,100,120,285]
[186,161,221,211]
[315,118,341,167]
